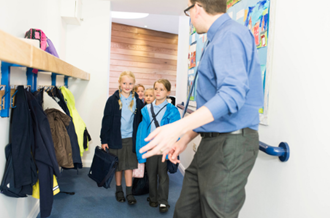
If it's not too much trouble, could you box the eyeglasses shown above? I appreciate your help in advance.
[184,4,203,17]
[184,4,195,17]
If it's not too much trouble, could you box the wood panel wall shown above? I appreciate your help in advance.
[110,23,178,96]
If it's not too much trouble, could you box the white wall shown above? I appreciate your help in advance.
[240,1,330,217]
[175,1,330,218]
[175,16,189,109]
[0,0,111,217]
[65,0,111,166]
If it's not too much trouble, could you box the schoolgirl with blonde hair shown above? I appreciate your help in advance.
[100,71,144,205]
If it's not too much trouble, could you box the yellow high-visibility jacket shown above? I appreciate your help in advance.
[60,87,89,156]
[32,175,60,199]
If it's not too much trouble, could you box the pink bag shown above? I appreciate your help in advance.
[133,163,145,178]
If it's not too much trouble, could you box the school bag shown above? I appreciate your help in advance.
[88,146,118,189]
[24,28,59,58]
[132,167,149,195]
[150,103,179,174]
[0,144,37,197]
[24,28,60,74]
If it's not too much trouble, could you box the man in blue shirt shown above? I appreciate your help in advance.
[140,0,263,217]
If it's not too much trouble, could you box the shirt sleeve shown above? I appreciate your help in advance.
[169,107,181,123]
[204,31,251,120]
[136,121,147,163]
[100,98,113,144]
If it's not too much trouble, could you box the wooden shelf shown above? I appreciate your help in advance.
[0,29,90,80]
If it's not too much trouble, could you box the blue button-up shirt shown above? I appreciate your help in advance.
[194,13,263,133]
[148,100,168,133]
[120,94,136,138]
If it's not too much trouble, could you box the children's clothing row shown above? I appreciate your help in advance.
[99,74,180,212]
[0,85,91,218]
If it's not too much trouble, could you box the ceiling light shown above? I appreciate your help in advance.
[144,25,148,28]
[112,11,149,19]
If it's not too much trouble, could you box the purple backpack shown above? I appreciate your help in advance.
[24,28,59,58]
[45,38,59,58]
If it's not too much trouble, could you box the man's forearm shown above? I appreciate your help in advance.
[180,130,199,145]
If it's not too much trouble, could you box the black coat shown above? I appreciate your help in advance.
[26,91,60,218]
[100,90,143,153]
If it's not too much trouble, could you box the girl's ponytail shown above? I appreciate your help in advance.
[118,85,123,110]
[129,89,135,112]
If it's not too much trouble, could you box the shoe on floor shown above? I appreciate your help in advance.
[147,197,158,208]
[159,204,170,213]
[115,191,125,203]
[126,194,137,205]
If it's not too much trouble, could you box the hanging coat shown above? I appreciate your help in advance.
[45,108,74,168]
[26,91,60,218]
[43,90,66,114]
[10,86,37,194]
[48,87,82,168]
[60,86,89,156]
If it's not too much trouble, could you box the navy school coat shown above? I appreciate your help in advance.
[100,90,143,153]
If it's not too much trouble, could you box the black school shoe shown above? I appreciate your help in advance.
[115,191,125,203]
[147,197,158,207]
[126,194,137,205]
[159,204,170,213]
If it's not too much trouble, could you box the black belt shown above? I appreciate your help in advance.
[199,129,243,138]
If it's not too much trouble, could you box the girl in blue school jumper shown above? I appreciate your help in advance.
[136,79,181,213]
[100,71,143,205]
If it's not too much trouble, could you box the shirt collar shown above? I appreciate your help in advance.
[207,13,230,42]
[152,99,168,108]
[120,93,132,101]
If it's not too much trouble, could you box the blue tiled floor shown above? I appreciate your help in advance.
[37,168,184,218]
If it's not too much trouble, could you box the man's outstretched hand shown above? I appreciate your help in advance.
[139,106,214,161]
[140,121,183,159]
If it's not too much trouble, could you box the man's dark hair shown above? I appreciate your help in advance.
[190,0,227,15]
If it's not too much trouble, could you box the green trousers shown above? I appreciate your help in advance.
[174,128,259,218]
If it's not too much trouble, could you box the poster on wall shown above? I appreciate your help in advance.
[243,1,270,49]
[186,23,207,108]
[188,44,196,69]
[227,0,242,9]
[228,0,273,125]
[187,69,195,101]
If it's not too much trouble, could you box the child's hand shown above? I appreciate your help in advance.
[101,143,109,151]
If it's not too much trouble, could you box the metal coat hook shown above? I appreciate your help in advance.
[1,89,10,110]
[11,89,18,108]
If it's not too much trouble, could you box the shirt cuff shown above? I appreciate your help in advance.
[204,94,229,121]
